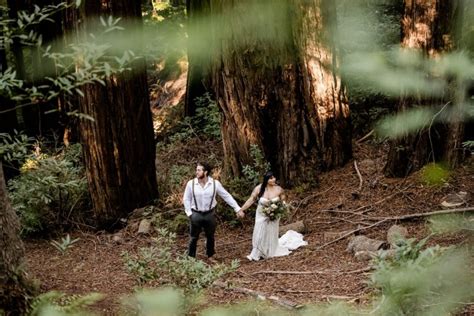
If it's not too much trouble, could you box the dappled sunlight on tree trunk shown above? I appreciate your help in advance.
[292,0,351,171]
[206,0,350,186]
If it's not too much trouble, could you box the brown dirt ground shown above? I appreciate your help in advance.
[24,142,474,315]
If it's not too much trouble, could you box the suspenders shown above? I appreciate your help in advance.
[192,178,216,212]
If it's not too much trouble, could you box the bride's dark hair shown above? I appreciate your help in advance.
[258,171,274,199]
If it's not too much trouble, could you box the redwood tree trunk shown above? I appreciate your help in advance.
[209,0,351,186]
[80,0,158,228]
[0,162,35,315]
[384,0,466,177]
[185,0,211,117]
[292,0,351,170]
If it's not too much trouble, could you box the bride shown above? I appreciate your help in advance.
[238,171,291,261]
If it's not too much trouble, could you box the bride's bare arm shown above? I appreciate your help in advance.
[279,187,286,201]
[239,185,261,213]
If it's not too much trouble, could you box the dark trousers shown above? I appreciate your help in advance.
[188,210,216,258]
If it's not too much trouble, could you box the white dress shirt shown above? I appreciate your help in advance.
[183,177,240,217]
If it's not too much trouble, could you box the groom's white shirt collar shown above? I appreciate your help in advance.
[193,177,214,187]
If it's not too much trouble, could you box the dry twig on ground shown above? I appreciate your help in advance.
[251,266,372,276]
[213,281,302,310]
[354,160,363,192]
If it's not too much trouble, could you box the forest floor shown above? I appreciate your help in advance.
[24,141,474,315]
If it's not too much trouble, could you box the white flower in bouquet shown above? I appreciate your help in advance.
[261,199,288,221]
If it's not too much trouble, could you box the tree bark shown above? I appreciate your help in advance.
[292,0,351,170]
[384,0,467,177]
[80,0,158,228]
[208,0,351,186]
[185,0,211,117]
[0,162,35,315]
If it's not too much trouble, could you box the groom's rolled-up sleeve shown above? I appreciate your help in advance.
[215,180,240,212]
[183,180,193,217]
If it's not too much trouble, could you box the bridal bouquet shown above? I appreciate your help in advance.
[261,199,288,221]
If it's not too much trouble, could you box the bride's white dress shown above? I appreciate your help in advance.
[247,196,292,261]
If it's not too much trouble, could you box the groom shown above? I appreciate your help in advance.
[183,162,244,260]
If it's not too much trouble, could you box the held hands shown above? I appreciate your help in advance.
[237,210,245,218]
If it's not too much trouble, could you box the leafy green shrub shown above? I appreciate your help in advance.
[8,145,90,235]
[227,144,270,200]
[169,164,193,191]
[242,144,271,186]
[157,93,221,146]
[29,291,103,316]
[429,214,474,235]
[192,93,222,140]
[169,213,189,234]
[122,228,239,294]
[370,237,474,315]
[0,130,33,166]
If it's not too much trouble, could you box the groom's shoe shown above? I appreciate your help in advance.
[207,255,221,265]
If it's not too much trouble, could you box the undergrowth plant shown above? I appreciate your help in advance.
[8,144,90,235]
[50,234,81,255]
[121,228,239,294]
[227,144,270,200]
[0,130,33,168]
[370,236,473,316]
[28,291,103,316]
[157,93,221,146]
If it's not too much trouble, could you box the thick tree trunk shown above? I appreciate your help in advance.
[0,162,35,315]
[80,0,158,228]
[209,0,350,186]
[185,0,211,117]
[292,0,351,170]
[384,0,466,177]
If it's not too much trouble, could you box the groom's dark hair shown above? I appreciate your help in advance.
[197,162,212,176]
[258,171,274,198]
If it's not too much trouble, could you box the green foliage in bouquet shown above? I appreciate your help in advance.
[260,199,288,221]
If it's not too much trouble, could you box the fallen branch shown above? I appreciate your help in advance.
[213,281,302,309]
[379,206,474,221]
[317,207,474,250]
[321,207,374,216]
[276,289,320,294]
[356,129,374,143]
[274,291,362,303]
[251,266,372,276]
[354,160,363,191]
[252,270,330,275]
